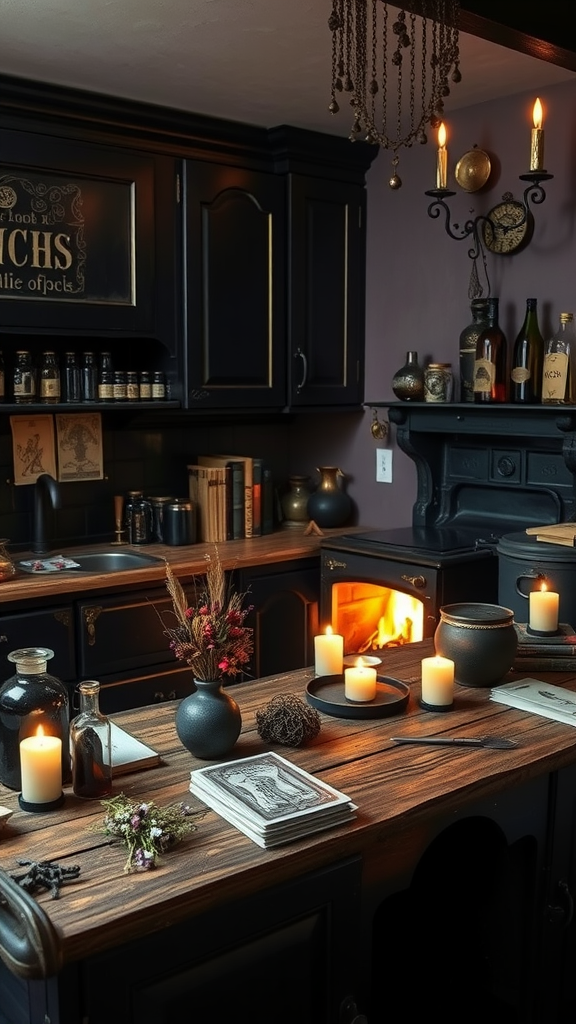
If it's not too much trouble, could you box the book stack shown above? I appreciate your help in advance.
[525,524,576,547]
[513,621,576,672]
[189,751,357,849]
[491,679,576,728]
[189,456,274,542]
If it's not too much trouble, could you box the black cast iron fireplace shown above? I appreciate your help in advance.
[321,403,576,655]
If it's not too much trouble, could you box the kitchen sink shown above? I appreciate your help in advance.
[69,550,165,573]
[19,550,165,575]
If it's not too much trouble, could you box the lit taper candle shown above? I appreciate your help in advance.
[530,98,544,172]
[436,122,448,189]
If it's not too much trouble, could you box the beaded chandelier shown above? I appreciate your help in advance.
[328,0,461,188]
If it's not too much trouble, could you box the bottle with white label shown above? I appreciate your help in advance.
[542,312,576,404]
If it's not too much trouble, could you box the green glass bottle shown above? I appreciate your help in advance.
[511,298,544,404]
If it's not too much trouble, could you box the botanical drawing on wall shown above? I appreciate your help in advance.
[10,414,57,485]
[56,413,103,482]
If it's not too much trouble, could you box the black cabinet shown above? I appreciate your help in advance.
[287,174,367,407]
[78,858,362,1024]
[184,161,286,410]
[238,558,319,679]
[0,605,75,684]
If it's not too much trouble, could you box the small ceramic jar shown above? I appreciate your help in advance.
[424,363,453,403]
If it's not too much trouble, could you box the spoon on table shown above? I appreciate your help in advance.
[389,735,518,750]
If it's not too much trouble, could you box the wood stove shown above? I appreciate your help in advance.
[321,404,576,655]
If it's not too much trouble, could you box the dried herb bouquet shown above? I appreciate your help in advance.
[163,548,254,681]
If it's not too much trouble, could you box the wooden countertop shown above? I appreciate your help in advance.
[0,527,357,604]
[2,639,576,976]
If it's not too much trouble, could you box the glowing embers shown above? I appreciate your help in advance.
[332,582,424,656]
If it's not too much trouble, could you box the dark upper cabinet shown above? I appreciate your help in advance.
[0,127,179,360]
[183,161,286,410]
[287,174,367,407]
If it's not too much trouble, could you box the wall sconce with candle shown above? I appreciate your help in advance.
[425,99,553,284]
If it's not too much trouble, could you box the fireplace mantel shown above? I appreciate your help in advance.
[374,402,576,531]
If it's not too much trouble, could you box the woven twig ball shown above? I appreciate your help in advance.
[256,693,321,747]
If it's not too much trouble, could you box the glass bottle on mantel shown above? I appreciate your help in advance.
[511,298,544,404]
[473,297,508,403]
[39,351,61,404]
[459,298,490,402]
[542,313,576,405]
[70,680,112,798]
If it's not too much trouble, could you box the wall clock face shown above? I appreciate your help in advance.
[482,198,533,255]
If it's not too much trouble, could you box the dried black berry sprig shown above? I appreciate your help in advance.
[10,860,81,900]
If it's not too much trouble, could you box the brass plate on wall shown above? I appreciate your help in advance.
[455,149,491,192]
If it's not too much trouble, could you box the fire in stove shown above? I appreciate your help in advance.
[331,582,424,656]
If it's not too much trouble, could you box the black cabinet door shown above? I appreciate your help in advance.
[0,606,75,681]
[288,175,367,407]
[184,161,286,410]
[75,588,176,678]
[238,559,319,678]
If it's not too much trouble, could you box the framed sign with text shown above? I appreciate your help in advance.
[0,129,156,333]
[0,167,134,305]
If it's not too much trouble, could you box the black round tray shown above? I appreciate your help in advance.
[306,674,410,720]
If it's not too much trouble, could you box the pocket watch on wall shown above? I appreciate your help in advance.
[482,191,533,255]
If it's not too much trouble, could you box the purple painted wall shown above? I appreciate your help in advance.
[292,77,576,531]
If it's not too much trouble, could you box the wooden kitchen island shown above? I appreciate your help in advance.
[1,640,576,1024]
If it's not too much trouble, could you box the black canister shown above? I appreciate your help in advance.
[149,496,174,543]
[163,500,197,546]
[434,603,518,687]
[497,531,576,627]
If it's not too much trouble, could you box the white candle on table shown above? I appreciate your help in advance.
[20,727,62,804]
[314,626,344,676]
[421,655,454,707]
[345,658,377,702]
[529,585,559,632]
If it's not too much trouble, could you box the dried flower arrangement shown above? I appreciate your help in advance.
[93,793,203,873]
[163,548,254,681]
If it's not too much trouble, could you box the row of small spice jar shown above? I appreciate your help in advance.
[1,349,167,404]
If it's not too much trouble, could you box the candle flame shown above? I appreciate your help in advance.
[438,122,447,148]
[533,98,543,130]
[355,657,365,669]
[325,625,333,636]
[35,725,45,739]
[540,583,548,593]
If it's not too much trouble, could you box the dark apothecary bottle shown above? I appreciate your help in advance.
[473,297,508,403]
[152,370,166,401]
[126,371,139,401]
[542,312,576,405]
[98,351,114,402]
[82,352,98,402]
[125,490,153,544]
[63,352,81,403]
[70,680,112,798]
[459,298,490,402]
[13,350,36,404]
[139,370,152,400]
[511,298,544,404]
[39,351,61,403]
[0,647,70,791]
[113,370,127,402]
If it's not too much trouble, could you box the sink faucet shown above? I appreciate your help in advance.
[32,473,61,556]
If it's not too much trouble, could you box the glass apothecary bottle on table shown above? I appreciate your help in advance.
[70,680,112,798]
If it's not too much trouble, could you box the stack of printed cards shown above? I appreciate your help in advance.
[190,751,357,849]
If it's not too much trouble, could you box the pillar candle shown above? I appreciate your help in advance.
[530,97,544,172]
[436,122,448,189]
[20,728,62,804]
[345,658,377,702]
[314,626,344,676]
[529,586,559,632]
[421,655,454,707]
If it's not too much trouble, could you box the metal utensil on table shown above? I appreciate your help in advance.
[390,735,518,750]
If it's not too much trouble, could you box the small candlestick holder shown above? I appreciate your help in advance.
[111,494,128,546]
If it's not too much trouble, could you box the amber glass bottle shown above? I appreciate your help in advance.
[473,297,508,403]
[511,298,544,404]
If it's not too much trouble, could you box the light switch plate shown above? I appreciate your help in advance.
[376,448,393,483]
